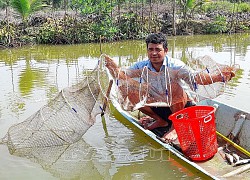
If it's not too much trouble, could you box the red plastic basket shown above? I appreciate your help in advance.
[169,106,217,161]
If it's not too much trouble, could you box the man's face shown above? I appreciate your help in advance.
[147,43,168,64]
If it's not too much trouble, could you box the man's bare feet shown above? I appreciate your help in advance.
[160,126,178,143]
[139,116,169,130]
[139,116,154,126]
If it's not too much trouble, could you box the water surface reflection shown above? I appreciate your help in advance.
[0,33,250,179]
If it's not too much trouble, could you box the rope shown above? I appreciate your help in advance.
[139,66,149,104]
[164,61,172,106]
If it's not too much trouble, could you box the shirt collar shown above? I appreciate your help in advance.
[148,56,168,72]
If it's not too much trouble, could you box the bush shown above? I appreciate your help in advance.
[0,22,17,46]
[205,15,228,34]
[203,1,234,14]
[36,19,58,44]
[238,2,250,13]
[203,1,250,14]
[36,17,92,44]
[117,12,147,40]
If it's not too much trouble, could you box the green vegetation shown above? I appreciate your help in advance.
[11,0,46,23]
[202,1,250,13]
[205,15,228,34]
[0,0,250,47]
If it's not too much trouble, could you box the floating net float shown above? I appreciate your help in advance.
[103,55,238,112]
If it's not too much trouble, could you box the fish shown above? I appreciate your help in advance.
[218,147,226,160]
[232,152,240,162]
[233,159,250,167]
[225,152,234,165]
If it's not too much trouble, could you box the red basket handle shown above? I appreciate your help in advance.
[204,115,212,123]
[176,114,184,119]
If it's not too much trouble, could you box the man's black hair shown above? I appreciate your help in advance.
[145,33,168,49]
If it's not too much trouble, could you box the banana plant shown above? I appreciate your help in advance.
[178,0,205,32]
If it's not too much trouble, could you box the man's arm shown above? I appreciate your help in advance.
[195,67,235,85]
[178,64,235,86]
[104,55,126,80]
[105,55,148,79]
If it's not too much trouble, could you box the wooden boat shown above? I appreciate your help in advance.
[109,91,250,179]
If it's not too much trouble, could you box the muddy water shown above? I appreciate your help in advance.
[0,33,250,179]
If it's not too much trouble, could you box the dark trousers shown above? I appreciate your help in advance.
[151,101,196,137]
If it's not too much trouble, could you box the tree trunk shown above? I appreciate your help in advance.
[172,0,176,36]
[5,0,11,46]
[149,0,152,31]
[229,0,237,34]
[64,0,68,15]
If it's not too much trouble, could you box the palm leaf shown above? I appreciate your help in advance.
[187,0,195,8]
[11,0,46,22]
[11,0,30,20]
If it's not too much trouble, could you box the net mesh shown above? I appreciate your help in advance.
[185,55,228,102]
[0,54,237,156]
[11,139,106,179]
[104,55,237,111]
[1,68,107,154]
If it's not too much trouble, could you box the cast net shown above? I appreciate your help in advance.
[0,64,110,154]
[8,138,110,179]
[0,54,237,154]
[186,55,235,102]
[104,55,237,111]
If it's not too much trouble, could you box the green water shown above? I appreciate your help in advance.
[0,33,250,179]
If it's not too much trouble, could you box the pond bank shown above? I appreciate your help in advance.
[0,6,250,48]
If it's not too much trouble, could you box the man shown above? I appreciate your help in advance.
[104,33,234,143]
[128,33,193,142]
[129,33,234,142]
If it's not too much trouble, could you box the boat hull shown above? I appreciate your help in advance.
[110,94,250,179]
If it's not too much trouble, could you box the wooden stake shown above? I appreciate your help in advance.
[101,79,113,116]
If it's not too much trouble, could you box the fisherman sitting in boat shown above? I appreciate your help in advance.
[104,32,235,143]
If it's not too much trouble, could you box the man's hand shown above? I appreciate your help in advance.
[104,54,119,70]
[220,66,236,82]
[104,54,127,80]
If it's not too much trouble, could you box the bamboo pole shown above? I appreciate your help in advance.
[101,80,113,116]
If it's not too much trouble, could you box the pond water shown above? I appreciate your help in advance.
[0,33,250,179]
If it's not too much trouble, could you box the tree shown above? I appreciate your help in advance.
[172,0,177,35]
[178,0,205,33]
[70,0,117,41]
[0,0,12,46]
[11,0,46,25]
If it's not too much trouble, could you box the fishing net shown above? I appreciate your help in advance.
[9,138,109,179]
[0,64,110,154]
[0,54,236,156]
[186,55,233,101]
[104,55,237,111]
